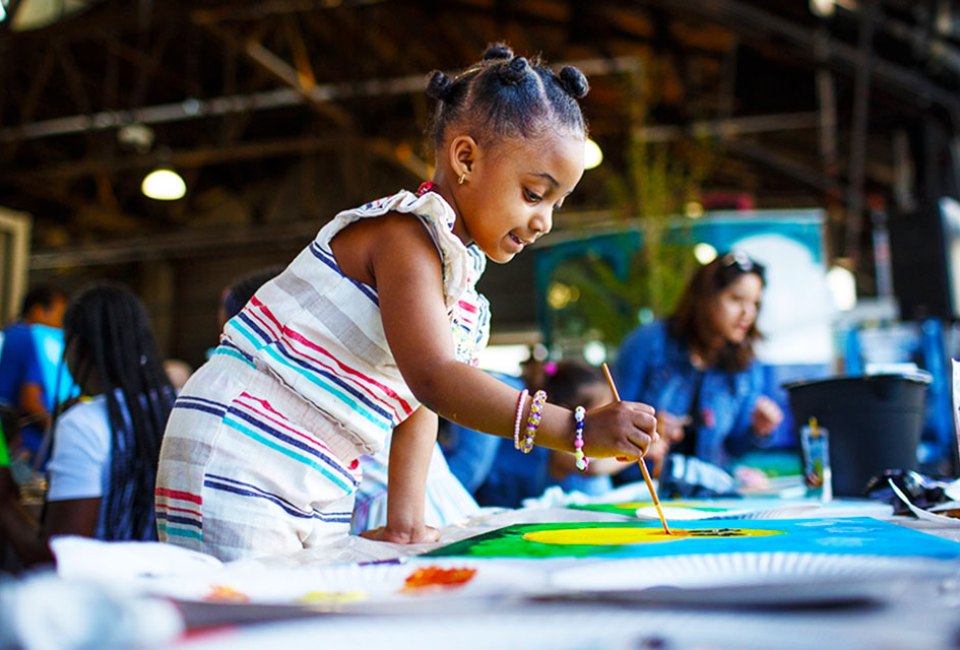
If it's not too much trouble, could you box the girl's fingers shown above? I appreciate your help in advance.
[626,401,656,416]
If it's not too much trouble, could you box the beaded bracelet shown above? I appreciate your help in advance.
[513,389,529,450]
[573,405,589,471]
[521,390,547,454]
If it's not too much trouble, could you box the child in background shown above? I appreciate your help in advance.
[0,284,176,566]
[156,44,658,561]
[543,361,641,495]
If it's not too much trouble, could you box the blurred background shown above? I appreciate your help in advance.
[2,0,959,472]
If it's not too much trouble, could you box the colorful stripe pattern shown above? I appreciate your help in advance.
[221,189,490,451]
[156,360,363,560]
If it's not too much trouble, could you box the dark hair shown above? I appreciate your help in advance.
[222,266,284,322]
[425,43,589,149]
[668,252,766,373]
[543,360,604,409]
[59,283,175,541]
[21,285,67,316]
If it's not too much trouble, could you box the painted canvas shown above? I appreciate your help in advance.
[424,517,960,560]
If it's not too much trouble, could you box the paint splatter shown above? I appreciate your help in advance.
[403,566,477,592]
[204,585,250,603]
[298,590,367,604]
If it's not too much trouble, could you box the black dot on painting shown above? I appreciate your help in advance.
[688,528,747,538]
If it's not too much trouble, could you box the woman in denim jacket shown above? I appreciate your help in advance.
[614,252,783,471]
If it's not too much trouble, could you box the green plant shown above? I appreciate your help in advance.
[547,69,710,348]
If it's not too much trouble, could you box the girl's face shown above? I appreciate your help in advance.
[709,273,763,345]
[452,131,585,263]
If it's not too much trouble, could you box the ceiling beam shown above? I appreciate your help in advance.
[199,21,355,128]
[726,137,848,196]
[189,0,388,25]
[0,55,645,143]
[636,111,820,142]
[6,133,432,182]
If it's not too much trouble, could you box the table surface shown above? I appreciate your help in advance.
[127,499,960,650]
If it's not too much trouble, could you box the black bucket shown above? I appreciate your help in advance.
[784,373,931,497]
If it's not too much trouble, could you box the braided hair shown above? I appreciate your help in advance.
[425,43,589,149]
[59,283,175,541]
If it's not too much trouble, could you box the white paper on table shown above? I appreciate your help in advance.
[887,479,960,528]
[52,535,224,581]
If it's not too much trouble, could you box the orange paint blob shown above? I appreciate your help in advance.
[204,584,250,603]
[403,566,478,591]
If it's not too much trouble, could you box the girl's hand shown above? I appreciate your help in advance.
[360,523,440,544]
[584,400,658,460]
[751,396,783,437]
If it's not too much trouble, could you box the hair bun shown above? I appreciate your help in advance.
[499,56,529,85]
[426,70,453,101]
[558,66,589,99]
[483,43,514,61]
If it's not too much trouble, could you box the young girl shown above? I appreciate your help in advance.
[0,284,175,566]
[156,44,658,561]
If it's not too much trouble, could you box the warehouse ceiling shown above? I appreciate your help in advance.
[2,0,960,270]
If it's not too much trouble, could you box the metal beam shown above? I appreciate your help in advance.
[0,55,644,143]
[200,21,354,128]
[636,112,820,143]
[726,138,848,196]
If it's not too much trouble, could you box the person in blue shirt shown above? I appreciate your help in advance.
[614,251,783,473]
[0,286,70,465]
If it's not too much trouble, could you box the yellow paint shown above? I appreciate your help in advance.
[298,590,367,604]
[522,527,782,546]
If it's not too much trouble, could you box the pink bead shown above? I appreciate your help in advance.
[574,439,583,449]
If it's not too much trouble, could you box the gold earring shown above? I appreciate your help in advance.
[458,173,466,185]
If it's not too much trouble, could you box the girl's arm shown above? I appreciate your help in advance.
[363,214,657,459]
[360,406,440,543]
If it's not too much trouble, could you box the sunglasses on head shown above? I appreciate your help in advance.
[719,251,765,277]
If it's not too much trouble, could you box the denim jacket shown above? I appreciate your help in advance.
[614,320,770,469]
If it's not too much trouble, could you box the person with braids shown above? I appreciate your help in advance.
[614,252,784,479]
[156,43,658,561]
[0,283,175,567]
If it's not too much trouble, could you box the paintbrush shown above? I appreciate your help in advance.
[601,362,671,535]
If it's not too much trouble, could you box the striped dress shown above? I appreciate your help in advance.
[155,189,490,561]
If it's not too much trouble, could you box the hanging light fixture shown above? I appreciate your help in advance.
[141,167,186,200]
[584,138,603,170]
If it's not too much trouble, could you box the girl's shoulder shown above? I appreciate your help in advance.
[318,189,456,245]
[320,189,484,306]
